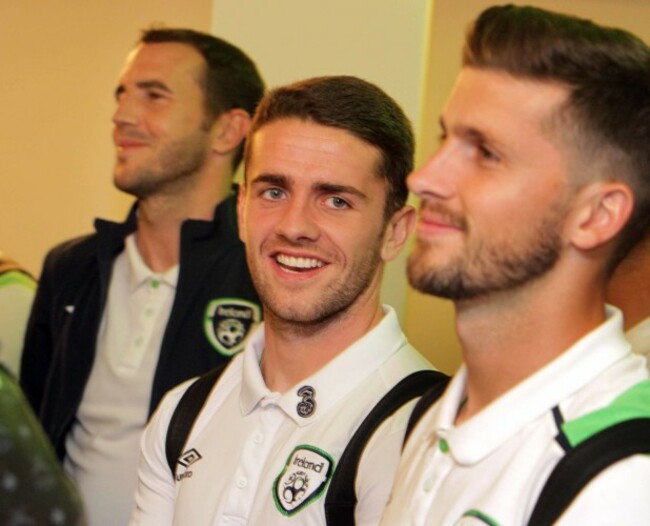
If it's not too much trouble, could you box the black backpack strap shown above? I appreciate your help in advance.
[403,373,451,447]
[165,364,227,477]
[324,369,449,526]
[527,418,650,526]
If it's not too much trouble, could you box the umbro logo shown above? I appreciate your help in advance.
[176,448,203,482]
[178,448,202,468]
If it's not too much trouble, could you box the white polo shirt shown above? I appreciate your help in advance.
[380,307,650,526]
[65,234,178,526]
[130,306,432,526]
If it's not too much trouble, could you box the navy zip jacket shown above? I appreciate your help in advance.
[20,189,261,460]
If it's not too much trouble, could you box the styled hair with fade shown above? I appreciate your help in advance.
[463,4,650,269]
[140,28,265,170]
[245,75,414,220]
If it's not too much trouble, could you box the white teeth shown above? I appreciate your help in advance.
[276,254,325,270]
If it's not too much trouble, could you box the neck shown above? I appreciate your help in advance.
[260,297,384,393]
[135,177,232,272]
[606,243,650,330]
[454,266,606,424]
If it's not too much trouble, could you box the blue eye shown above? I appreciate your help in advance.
[326,196,350,209]
[262,188,285,200]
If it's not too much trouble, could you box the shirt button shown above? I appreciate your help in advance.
[423,477,436,492]
[253,432,264,444]
[236,478,247,489]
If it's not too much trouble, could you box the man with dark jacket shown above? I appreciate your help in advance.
[20,28,264,526]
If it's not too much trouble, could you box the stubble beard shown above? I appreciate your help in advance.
[407,207,566,301]
[250,239,384,334]
[114,128,211,199]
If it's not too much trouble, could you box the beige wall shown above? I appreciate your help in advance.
[0,0,211,275]
[2,0,648,374]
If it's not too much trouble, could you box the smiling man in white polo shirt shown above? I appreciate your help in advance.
[380,5,650,526]
[130,75,438,526]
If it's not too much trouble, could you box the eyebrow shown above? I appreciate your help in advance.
[316,182,368,201]
[251,173,368,201]
[441,116,490,144]
[114,80,173,99]
[250,173,289,188]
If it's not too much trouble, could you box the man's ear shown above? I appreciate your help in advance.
[568,181,634,251]
[210,109,251,156]
[381,205,416,262]
[236,183,247,244]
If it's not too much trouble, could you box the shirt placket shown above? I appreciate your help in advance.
[412,431,455,525]
[120,276,163,370]
[218,398,284,525]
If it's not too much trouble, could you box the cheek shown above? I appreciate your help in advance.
[342,224,385,259]
[243,210,274,247]
[149,109,196,138]
[468,180,546,225]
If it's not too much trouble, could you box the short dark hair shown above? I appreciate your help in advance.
[140,28,265,170]
[245,75,414,220]
[464,5,650,268]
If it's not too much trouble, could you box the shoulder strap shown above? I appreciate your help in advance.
[165,364,227,477]
[403,373,451,447]
[324,369,450,526]
[527,417,650,526]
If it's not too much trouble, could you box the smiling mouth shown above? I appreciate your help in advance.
[419,202,466,230]
[275,254,326,273]
[116,141,146,150]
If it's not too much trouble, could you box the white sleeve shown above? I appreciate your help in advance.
[128,380,195,526]
[353,399,418,526]
[556,454,650,525]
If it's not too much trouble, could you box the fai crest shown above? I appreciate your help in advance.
[273,445,334,516]
[204,299,261,356]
